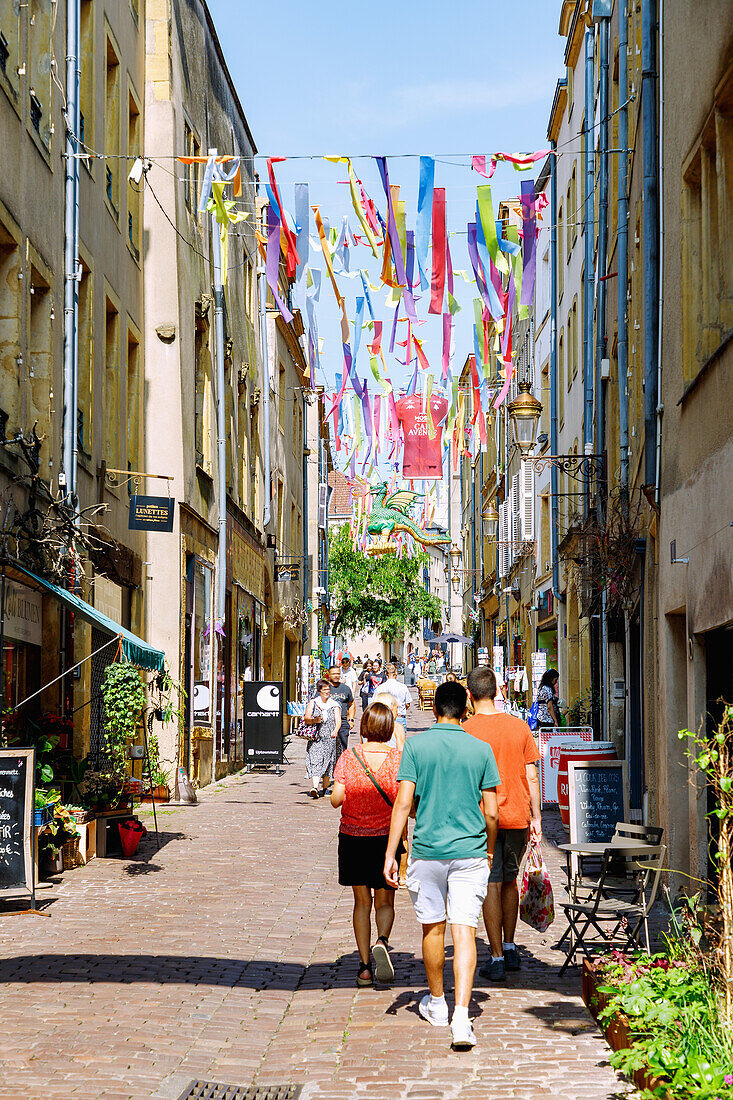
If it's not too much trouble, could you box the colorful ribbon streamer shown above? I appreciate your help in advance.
[429,187,446,314]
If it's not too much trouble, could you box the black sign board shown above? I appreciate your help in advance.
[129,495,175,532]
[568,760,629,843]
[243,681,284,768]
[275,562,300,582]
[0,748,35,904]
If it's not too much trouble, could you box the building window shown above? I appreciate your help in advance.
[104,297,120,467]
[104,36,120,216]
[557,202,564,299]
[570,163,578,247]
[278,362,286,431]
[571,296,579,385]
[29,0,52,146]
[681,72,733,387]
[0,221,20,434]
[126,330,141,477]
[79,2,93,155]
[28,266,52,440]
[127,90,141,258]
[183,121,200,214]
[77,261,93,455]
[558,330,565,429]
[194,304,211,471]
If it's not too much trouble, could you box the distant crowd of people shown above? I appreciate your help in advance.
[301,657,545,1052]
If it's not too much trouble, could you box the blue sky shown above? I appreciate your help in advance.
[206,0,567,447]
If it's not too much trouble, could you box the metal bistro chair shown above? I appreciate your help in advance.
[559,843,666,974]
[564,822,665,902]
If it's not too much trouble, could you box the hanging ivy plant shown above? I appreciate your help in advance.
[101,662,146,748]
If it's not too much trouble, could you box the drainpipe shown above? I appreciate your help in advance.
[642,0,659,490]
[258,258,271,528]
[654,0,664,503]
[595,14,610,740]
[62,0,81,506]
[549,139,561,603]
[618,1,630,496]
[210,149,227,777]
[583,26,595,477]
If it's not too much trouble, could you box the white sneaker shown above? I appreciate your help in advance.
[450,1016,477,1050]
[418,994,449,1027]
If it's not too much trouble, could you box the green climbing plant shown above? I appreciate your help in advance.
[101,662,146,749]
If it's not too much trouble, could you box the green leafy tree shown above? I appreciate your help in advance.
[328,525,443,646]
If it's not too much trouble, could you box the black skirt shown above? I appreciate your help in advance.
[338,831,404,890]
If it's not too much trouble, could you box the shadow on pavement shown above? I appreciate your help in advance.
[0,949,584,995]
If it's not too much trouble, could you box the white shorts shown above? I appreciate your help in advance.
[406,856,490,927]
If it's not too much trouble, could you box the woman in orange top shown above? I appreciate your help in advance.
[331,702,404,987]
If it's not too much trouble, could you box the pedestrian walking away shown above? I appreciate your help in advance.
[358,659,374,710]
[327,663,355,752]
[464,666,542,982]
[384,680,500,1050]
[532,668,562,730]
[302,679,341,798]
[380,663,412,733]
[331,702,404,987]
[340,656,359,696]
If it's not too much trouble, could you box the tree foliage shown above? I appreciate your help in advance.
[328,525,443,645]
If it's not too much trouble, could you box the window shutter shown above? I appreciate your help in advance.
[498,502,509,578]
[318,483,328,530]
[510,473,520,565]
[520,460,535,541]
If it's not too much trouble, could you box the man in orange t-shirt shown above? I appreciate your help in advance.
[464,665,541,983]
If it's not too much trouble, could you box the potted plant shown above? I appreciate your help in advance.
[65,803,95,825]
[141,733,172,802]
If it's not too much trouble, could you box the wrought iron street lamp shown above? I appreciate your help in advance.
[507,381,543,455]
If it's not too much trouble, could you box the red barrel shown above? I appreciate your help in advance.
[558,741,617,830]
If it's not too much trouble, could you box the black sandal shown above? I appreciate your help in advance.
[373,937,394,983]
[356,961,373,987]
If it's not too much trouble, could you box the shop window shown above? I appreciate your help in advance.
[28,265,51,442]
[0,221,20,433]
[183,121,200,214]
[126,329,140,477]
[28,0,52,147]
[104,35,120,217]
[127,89,140,259]
[77,260,93,457]
[193,560,213,726]
[104,296,120,467]
[79,1,93,156]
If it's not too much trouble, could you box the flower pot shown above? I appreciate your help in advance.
[118,819,146,858]
[140,785,170,804]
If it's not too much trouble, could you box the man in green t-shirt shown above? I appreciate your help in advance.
[384,681,499,1051]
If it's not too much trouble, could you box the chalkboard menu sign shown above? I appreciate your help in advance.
[0,748,35,902]
[568,760,629,843]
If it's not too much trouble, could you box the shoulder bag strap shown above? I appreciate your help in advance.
[351,748,393,807]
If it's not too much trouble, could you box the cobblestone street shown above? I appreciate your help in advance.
[0,699,630,1100]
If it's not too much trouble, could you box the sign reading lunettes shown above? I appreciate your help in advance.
[243,682,284,767]
[0,748,35,903]
[129,496,175,532]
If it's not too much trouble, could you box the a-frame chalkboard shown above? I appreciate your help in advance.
[0,748,35,907]
[567,759,629,844]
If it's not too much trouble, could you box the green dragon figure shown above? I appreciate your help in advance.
[366,483,451,550]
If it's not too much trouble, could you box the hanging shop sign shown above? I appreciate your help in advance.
[3,582,42,646]
[0,748,35,906]
[243,682,283,767]
[129,496,175,532]
[275,562,301,582]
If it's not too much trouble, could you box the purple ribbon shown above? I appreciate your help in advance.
[520,180,537,308]
[375,156,417,322]
[266,204,293,323]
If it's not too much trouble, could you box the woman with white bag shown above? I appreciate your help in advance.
[301,679,341,798]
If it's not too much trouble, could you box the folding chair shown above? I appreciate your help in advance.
[417,680,436,710]
[559,843,666,974]
[564,822,665,902]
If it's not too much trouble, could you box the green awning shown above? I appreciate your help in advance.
[4,560,165,672]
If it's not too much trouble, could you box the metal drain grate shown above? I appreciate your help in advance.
[176,1084,303,1100]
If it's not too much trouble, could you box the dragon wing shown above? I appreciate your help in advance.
[384,489,422,516]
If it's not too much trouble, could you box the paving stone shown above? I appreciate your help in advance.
[0,693,636,1099]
